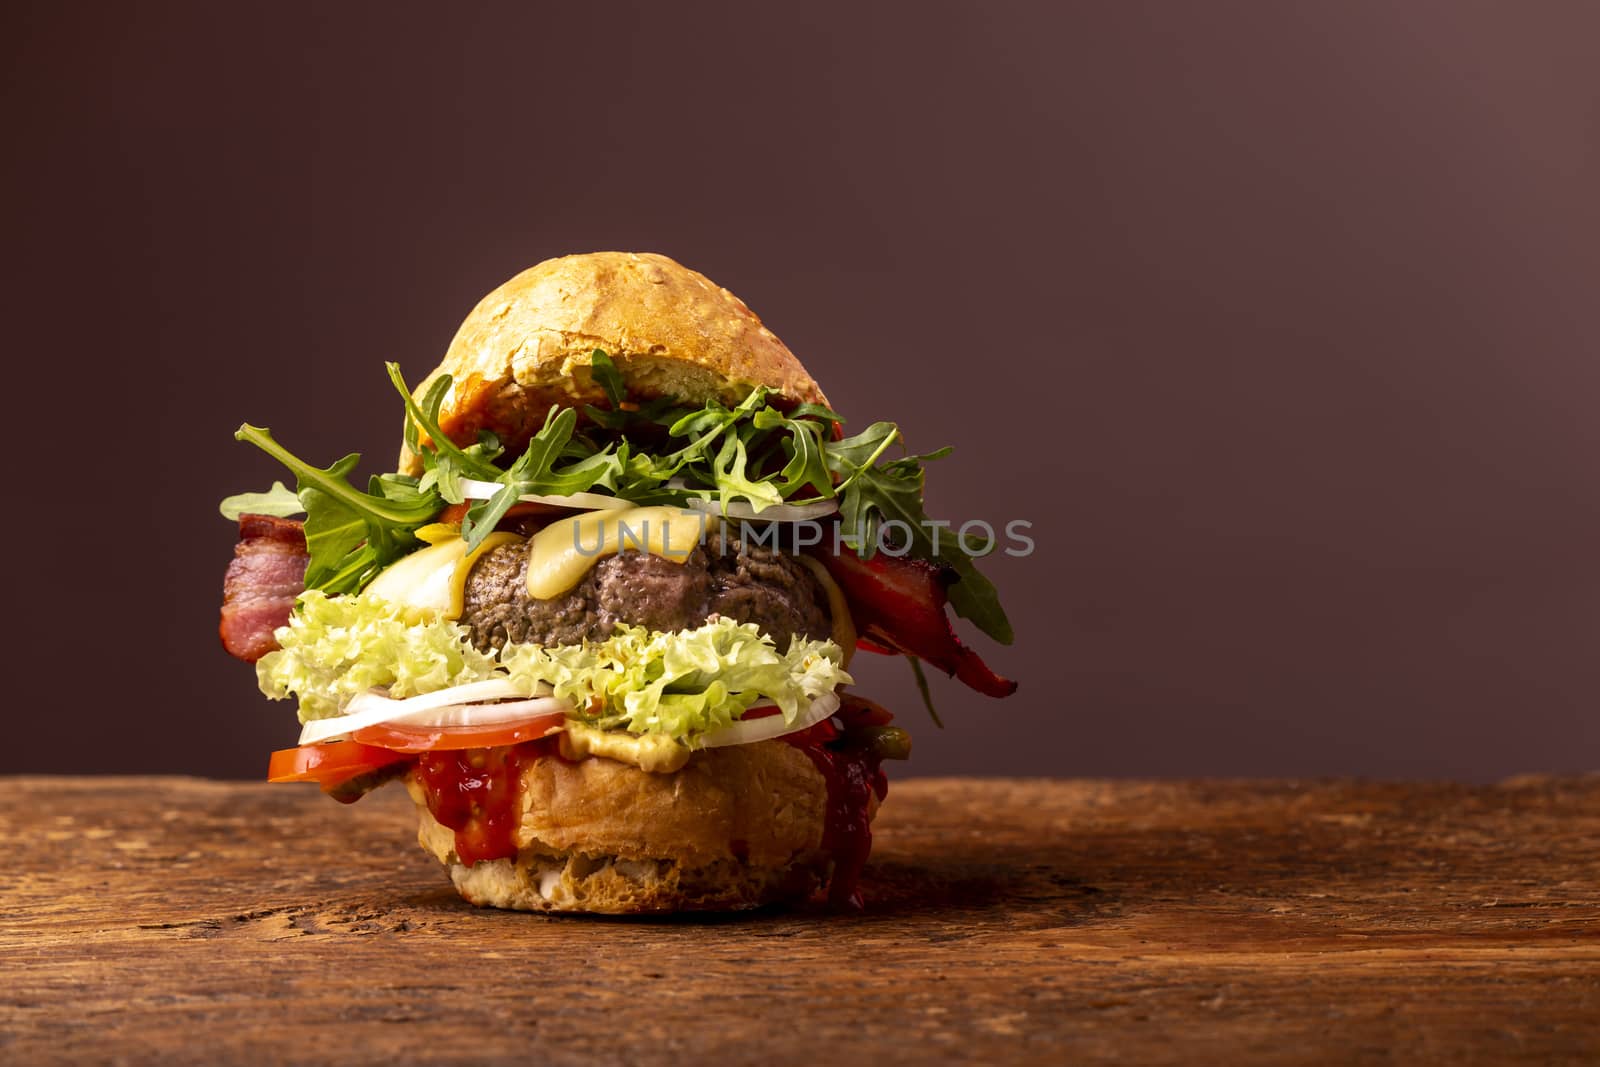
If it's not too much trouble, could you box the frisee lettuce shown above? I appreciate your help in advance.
[256,593,852,743]
[257,591,500,722]
[499,620,851,740]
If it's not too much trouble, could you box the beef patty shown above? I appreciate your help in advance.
[460,526,832,653]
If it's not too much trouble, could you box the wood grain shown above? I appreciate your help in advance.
[2,775,1597,1065]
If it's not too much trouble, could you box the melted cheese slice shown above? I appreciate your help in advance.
[364,529,521,619]
[526,506,706,600]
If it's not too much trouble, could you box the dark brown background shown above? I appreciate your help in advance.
[4,2,1596,780]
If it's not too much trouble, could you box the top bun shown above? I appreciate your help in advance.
[399,252,829,475]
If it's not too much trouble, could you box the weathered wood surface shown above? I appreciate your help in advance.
[1,776,1597,1065]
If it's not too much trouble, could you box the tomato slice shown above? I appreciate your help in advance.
[266,741,412,786]
[740,705,782,720]
[351,712,568,753]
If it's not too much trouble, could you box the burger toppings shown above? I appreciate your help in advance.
[412,744,534,866]
[258,594,852,746]
[256,591,497,721]
[224,357,1015,708]
[266,740,411,789]
[219,514,311,663]
[694,692,842,749]
[364,525,521,619]
[785,698,896,910]
[460,526,833,657]
[348,711,568,754]
[559,722,691,773]
[455,481,631,514]
[226,354,1012,647]
[298,684,567,746]
[522,506,706,598]
[814,545,1019,699]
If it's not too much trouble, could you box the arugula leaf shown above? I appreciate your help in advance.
[219,481,302,520]
[403,376,450,461]
[712,429,785,512]
[228,359,1015,645]
[459,406,622,548]
[233,424,440,596]
[385,362,501,486]
[826,439,1013,645]
[826,421,900,474]
[941,554,1012,644]
[777,424,832,498]
[483,354,1013,641]
[591,350,627,409]
[583,350,635,431]
[788,401,842,423]
[752,407,833,499]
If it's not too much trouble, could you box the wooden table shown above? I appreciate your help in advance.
[3,776,1597,1064]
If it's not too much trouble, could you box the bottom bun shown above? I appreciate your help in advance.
[405,740,854,913]
[438,847,831,913]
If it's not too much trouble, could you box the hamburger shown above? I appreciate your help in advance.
[218,251,1015,912]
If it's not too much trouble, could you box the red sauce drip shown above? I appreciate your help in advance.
[783,710,891,910]
[412,741,550,865]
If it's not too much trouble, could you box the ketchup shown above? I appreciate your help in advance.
[412,741,551,865]
[781,701,893,910]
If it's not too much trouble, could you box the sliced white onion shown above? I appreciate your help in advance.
[298,674,841,751]
[401,697,567,729]
[684,497,839,522]
[300,697,570,745]
[297,678,557,745]
[353,678,531,713]
[696,692,842,749]
[457,479,632,511]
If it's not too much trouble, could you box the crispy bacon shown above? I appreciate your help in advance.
[219,515,308,663]
[812,546,1017,698]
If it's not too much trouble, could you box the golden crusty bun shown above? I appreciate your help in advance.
[399,251,830,476]
[406,741,851,913]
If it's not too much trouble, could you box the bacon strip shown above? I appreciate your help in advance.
[219,515,308,663]
[812,546,1017,698]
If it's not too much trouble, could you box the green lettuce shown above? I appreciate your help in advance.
[498,618,851,739]
[257,593,851,741]
[257,591,501,722]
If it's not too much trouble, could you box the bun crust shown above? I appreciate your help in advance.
[399,252,829,475]
[406,741,848,913]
